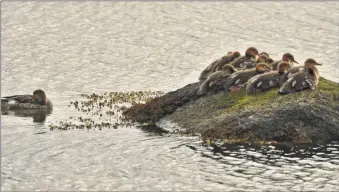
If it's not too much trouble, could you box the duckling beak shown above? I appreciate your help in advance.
[293,59,299,64]
[315,62,323,66]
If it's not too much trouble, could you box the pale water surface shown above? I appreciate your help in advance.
[1,2,339,191]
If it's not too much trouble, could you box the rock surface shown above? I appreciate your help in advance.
[123,77,339,146]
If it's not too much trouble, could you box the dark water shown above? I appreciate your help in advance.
[1,2,339,191]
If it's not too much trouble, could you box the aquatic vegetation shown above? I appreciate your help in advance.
[48,91,164,131]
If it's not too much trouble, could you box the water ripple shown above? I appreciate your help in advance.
[2,1,339,191]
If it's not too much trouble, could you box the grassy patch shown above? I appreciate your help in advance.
[212,78,339,114]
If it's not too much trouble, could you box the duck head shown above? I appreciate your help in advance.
[256,54,270,63]
[33,89,47,105]
[277,61,292,75]
[232,51,241,58]
[259,52,270,58]
[282,53,299,64]
[304,58,322,67]
[266,58,274,64]
[222,64,238,73]
[304,58,322,77]
[245,47,259,58]
[227,52,233,56]
[256,63,271,73]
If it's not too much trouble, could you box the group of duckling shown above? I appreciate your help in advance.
[197,47,322,96]
[1,47,322,110]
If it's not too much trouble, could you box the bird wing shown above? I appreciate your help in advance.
[1,94,36,103]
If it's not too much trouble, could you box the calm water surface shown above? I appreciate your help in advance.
[1,2,339,191]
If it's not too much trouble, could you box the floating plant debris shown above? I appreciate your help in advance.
[49,91,165,131]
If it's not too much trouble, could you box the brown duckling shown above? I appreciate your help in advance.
[246,62,292,95]
[199,51,241,81]
[197,64,238,95]
[242,54,271,69]
[279,58,322,86]
[257,54,270,63]
[259,52,270,59]
[265,58,275,65]
[230,47,259,69]
[212,51,241,72]
[270,53,299,70]
[279,58,322,94]
[1,89,52,110]
[223,63,271,92]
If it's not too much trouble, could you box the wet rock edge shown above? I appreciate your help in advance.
[123,77,339,147]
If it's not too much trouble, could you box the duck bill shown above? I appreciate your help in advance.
[315,62,323,66]
[293,59,299,64]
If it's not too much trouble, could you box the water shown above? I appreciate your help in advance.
[1,2,339,191]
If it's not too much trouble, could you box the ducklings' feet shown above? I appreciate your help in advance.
[229,86,242,92]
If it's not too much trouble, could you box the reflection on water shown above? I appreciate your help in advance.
[1,1,339,191]
[1,108,53,123]
[204,142,339,166]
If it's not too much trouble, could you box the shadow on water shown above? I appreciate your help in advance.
[1,108,53,123]
[138,123,170,136]
[191,141,339,167]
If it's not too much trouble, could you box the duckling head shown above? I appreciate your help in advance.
[256,54,269,63]
[266,58,274,64]
[227,52,233,56]
[256,63,271,73]
[277,61,292,74]
[259,52,270,58]
[304,58,322,67]
[222,64,238,73]
[245,47,259,58]
[304,58,322,77]
[232,51,241,58]
[282,53,299,64]
[33,89,47,105]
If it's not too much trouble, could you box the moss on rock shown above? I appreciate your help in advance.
[124,77,339,146]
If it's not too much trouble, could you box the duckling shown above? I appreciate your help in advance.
[223,63,271,92]
[270,53,299,70]
[212,51,241,72]
[259,52,270,59]
[279,58,322,94]
[266,58,275,65]
[1,89,53,110]
[230,47,259,69]
[246,62,292,95]
[243,54,271,69]
[257,54,270,63]
[279,58,322,86]
[199,51,241,81]
[197,64,238,95]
